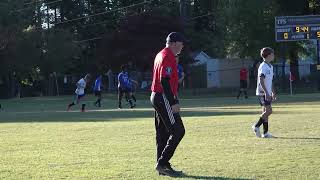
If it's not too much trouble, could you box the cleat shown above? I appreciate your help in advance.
[130,104,136,108]
[262,132,273,138]
[252,125,261,138]
[155,163,182,177]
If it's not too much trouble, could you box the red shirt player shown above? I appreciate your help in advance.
[240,67,248,81]
[237,66,248,99]
[150,32,185,177]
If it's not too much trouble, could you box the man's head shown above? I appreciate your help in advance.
[121,64,127,72]
[260,47,274,62]
[166,32,185,55]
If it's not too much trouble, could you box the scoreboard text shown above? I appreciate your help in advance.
[275,15,320,42]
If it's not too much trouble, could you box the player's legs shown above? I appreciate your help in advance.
[237,80,248,99]
[132,93,137,102]
[94,91,102,107]
[155,111,170,162]
[118,87,124,108]
[243,80,248,98]
[237,89,242,99]
[126,89,135,108]
[253,96,272,137]
[150,93,185,167]
[67,94,78,111]
[261,105,272,136]
[78,95,86,112]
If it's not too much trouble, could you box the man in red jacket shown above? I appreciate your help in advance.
[237,66,249,99]
[150,32,185,177]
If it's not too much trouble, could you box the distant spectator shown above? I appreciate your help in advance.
[237,66,248,99]
[93,75,103,107]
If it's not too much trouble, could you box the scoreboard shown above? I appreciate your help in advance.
[275,15,320,42]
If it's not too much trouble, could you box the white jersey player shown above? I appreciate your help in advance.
[67,74,90,112]
[252,47,276,138]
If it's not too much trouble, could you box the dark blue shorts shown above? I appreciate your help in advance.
[119,87,132,93]
[94,90,101,96]
[77,94,85,99]
[258,95,271,106]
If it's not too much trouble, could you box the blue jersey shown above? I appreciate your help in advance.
[118,72,131,89]
[178,64,184,79]
[93,76,102,91]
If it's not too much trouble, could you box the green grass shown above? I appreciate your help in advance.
[0,93,319,179]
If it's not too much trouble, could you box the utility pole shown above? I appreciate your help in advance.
[179,0,187,30]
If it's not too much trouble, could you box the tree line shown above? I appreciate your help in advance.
[1,0,320,97]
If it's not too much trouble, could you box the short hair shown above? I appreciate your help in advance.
[260,47,274,59]
[121,64,127,71]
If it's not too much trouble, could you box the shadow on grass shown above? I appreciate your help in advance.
[178,173,252,180]
[275,136,320,140]
[0,110,259,123]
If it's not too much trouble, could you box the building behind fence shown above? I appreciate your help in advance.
[1,61,320,98]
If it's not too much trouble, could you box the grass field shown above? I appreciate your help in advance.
[0,93,319,179]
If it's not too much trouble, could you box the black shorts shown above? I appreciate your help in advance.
[258,95,271,106]
[240,80,247,89]
[94,90,101,96]
[118,87,132,93]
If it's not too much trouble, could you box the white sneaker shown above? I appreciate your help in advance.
[262,132,273,138]
[252,125,261,137]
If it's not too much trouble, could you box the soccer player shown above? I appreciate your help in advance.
[150,32,185,177]
[118,65,135,109]
[252,47,276,138]
[93,75,102,107]
[176,55,185,92]
[67,74,90,112]
[236,66,248,99]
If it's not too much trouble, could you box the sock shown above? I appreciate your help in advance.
[68,102,75,107]
[263,121,268,134]
[132,95,136,102]
[255,117,264,128]
[237,91,241,98]
[244,91,248,98]
[128,99,133,107]
[81,104,86,111]
[97,99,101,107]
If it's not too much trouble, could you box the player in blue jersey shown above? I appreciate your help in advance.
[118,65,136,109]
[93,75,103,107]
[176,55,185,92]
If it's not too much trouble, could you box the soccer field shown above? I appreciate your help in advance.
[0,93,319,179]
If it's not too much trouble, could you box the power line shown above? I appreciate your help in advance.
[73,37,102,43]
[80,0,176,28]
[73,0,176,43]
[188,12,214,21]
[53,1,151,26]
[10,0,62,13]
[24,0,61,6]
[30,0,151,30]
